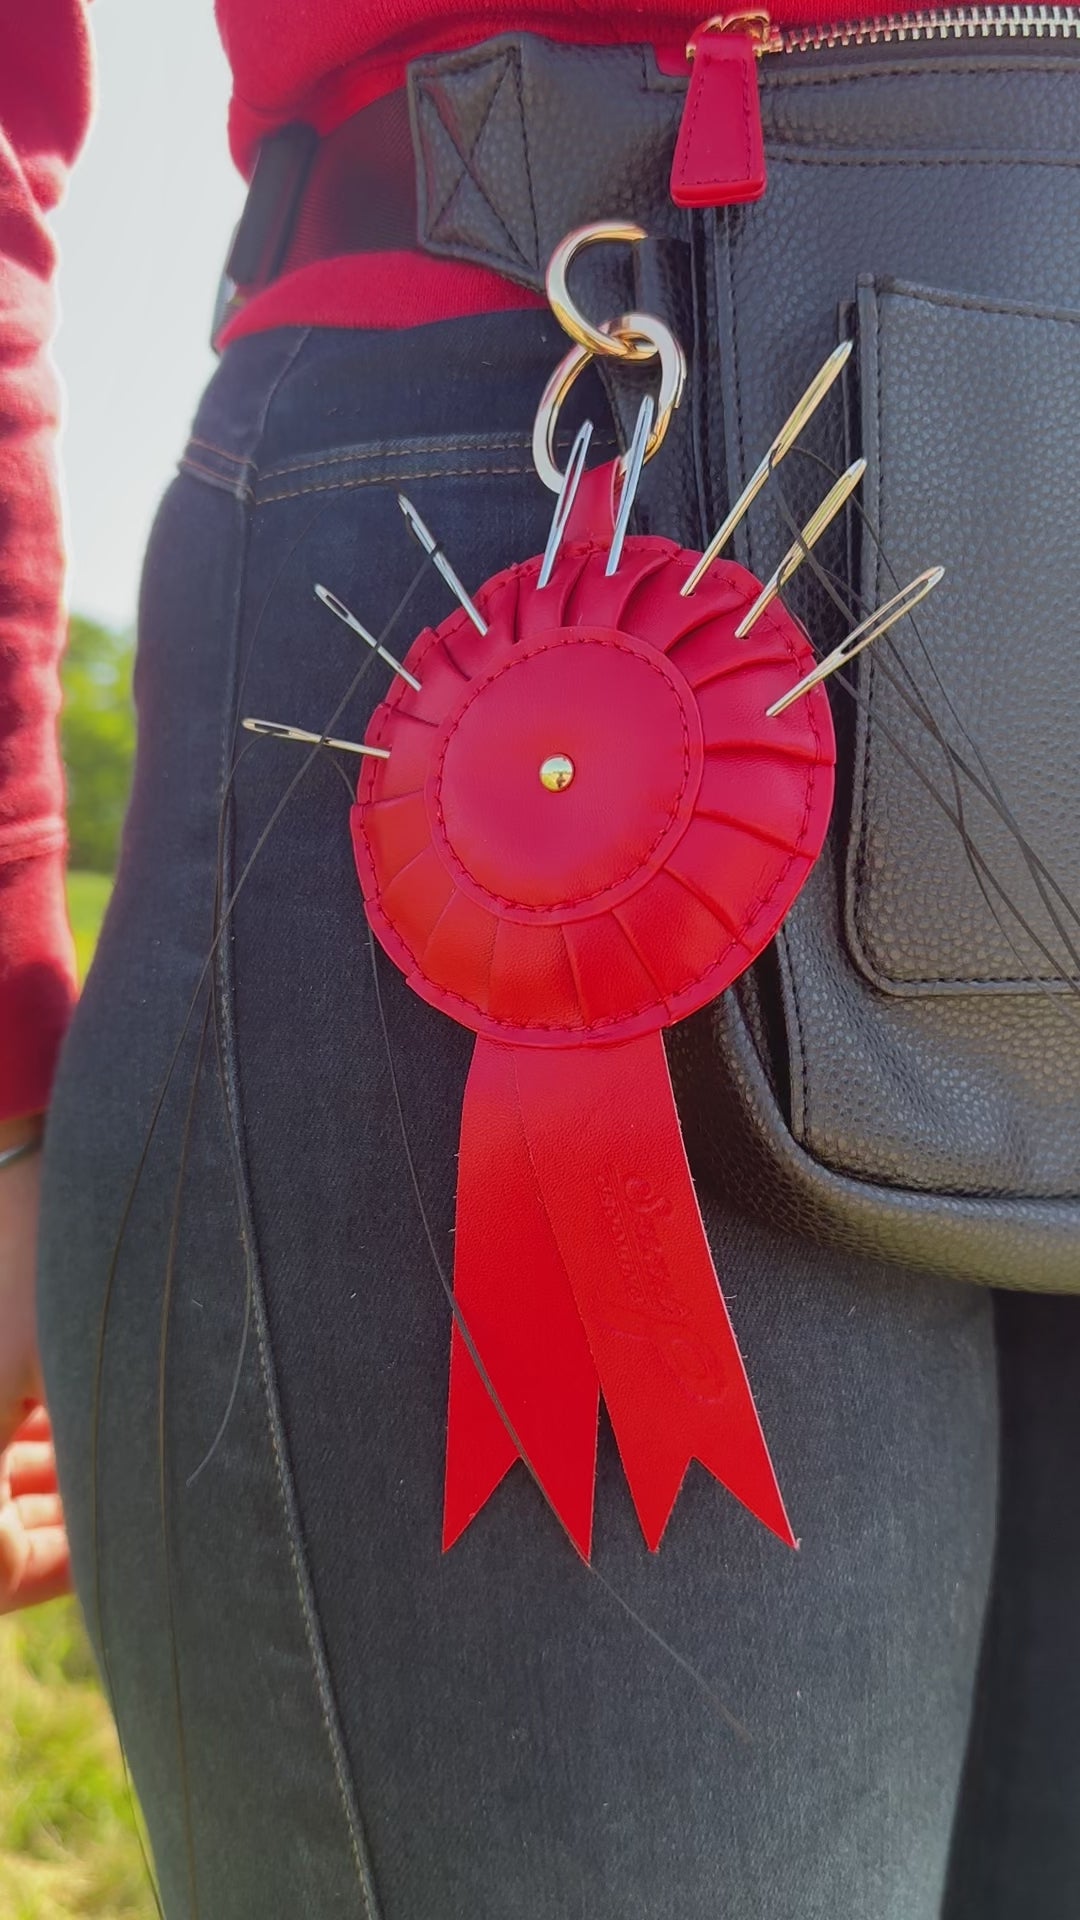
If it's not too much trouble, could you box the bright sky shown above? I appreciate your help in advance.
[51,0,246,631]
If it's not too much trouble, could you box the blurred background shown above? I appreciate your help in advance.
[2,4,244,1913]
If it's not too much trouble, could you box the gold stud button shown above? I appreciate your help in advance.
[539,754,575,792]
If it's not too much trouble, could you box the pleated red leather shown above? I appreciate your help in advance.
[353,521,833,1041]
[351,461,835,1552]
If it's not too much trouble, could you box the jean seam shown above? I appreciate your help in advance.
[213,325,383,1920]
[259,430,535,484]
[177,453,257,503]
[257,459,536,505]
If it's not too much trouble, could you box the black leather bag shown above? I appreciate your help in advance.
[407,30,1080,1290]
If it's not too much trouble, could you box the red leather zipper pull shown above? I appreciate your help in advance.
[670,12,772,209]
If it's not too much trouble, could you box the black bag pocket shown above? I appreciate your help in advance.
[780,272,1076,1205]
[694,275,1080,1290]
[804,275,1080,1203]
[848,278,1080,1007]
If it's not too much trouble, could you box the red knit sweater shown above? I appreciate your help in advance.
[0,0,917,1117]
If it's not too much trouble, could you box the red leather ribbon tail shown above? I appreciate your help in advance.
[444,1036,600,1557]
[513,1032,797,1553]
[447,1030,794,1557]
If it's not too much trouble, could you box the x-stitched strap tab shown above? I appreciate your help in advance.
[413,45,541,279]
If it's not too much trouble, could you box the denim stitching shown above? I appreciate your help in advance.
[188,434,249,465]
[178,454,255,503]
[213,326,383,1919]
[259,431,535,484]
[257,461,536,506]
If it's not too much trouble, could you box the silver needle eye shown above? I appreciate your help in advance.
[605,395,654,578]
[538,420,594,588]
[766,568,945,718]
[314,585,421,691]
[397,494,488,635]
[242,717,390,759]
[683,340,853,596]
[735,460,866,639]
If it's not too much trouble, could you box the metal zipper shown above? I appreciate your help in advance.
[769,4,1080,55]
[670,6,1077,208]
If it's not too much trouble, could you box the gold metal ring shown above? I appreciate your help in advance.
[685,11,774,59]
[545,222,657,365]
[532,312,687,494]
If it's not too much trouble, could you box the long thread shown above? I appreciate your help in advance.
[88,538,430,1901]
[771,467,1080,1011]
[157,993,213,1918]
[366,920,753,1743]
[85,423,1080,1911]
[789,445,1080,971]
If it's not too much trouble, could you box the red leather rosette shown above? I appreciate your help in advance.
[352,465,835,1557]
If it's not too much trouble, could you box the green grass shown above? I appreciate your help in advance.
[65,873,113,987]
[0,869,155,1919]
[0,1605,155,1918]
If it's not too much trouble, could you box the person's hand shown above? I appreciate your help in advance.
[1,1403,71,1612]
[0,1119,72,1613]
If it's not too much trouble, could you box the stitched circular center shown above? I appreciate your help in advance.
[433,629,695,918]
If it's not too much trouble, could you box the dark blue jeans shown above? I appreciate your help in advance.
[34,314,1078,1917]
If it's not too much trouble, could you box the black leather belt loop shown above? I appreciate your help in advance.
[225,123,319,292]
[213,90,425,343]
